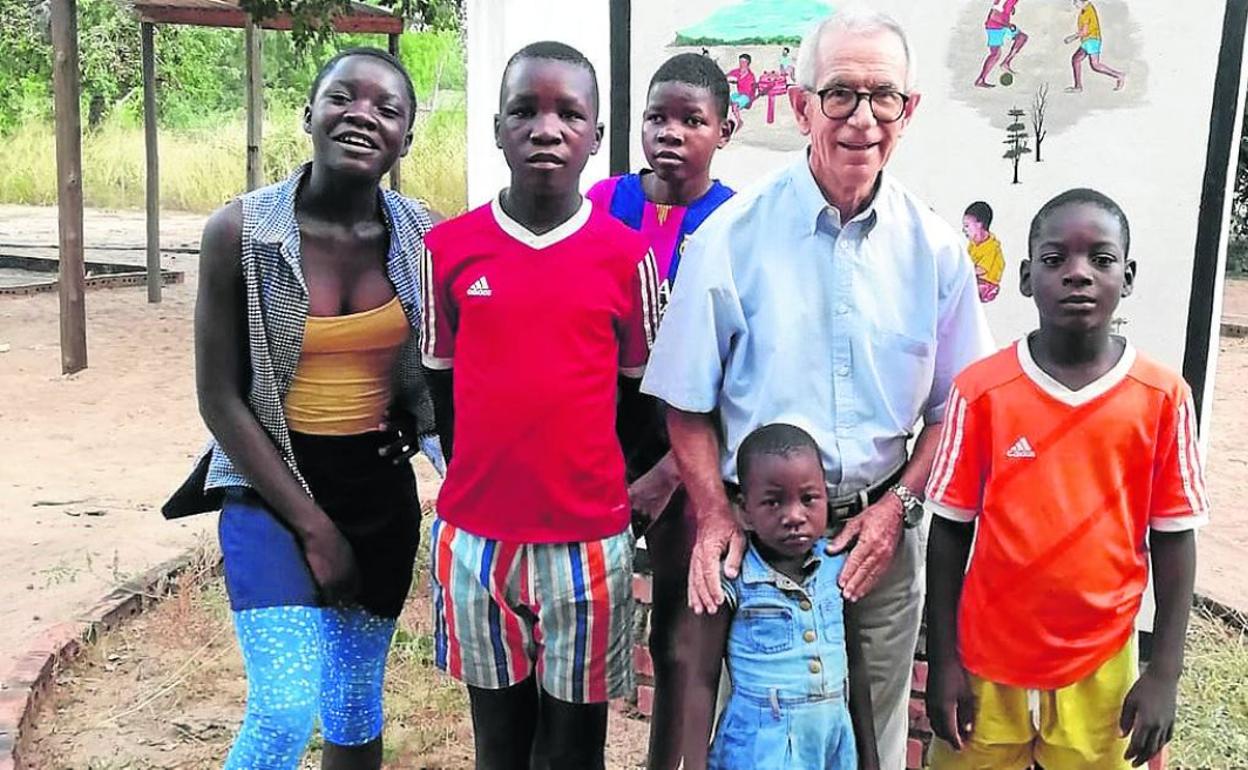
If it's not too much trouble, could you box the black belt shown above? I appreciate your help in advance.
[826,465,905,522]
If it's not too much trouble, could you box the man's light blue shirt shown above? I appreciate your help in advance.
[640,157,995,494]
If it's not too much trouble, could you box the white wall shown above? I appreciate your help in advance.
[466,0,612,206]
[465,0,1248,440]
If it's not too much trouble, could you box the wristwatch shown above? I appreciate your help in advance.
[890,483,925,529]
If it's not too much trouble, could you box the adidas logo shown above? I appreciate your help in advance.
[1006,437,1036,459]
[466,276,492,297]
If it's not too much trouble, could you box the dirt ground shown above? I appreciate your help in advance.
[0,205,214,676]
[1199,279,1248,612]
[20,550,653,769]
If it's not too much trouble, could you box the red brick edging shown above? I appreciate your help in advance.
[0,550,203,770]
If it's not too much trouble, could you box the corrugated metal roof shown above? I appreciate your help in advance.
[128,0,403,34]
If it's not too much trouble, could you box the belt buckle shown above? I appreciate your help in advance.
[828,488,870,521]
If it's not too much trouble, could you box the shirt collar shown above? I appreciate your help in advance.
[492,193,591,250]
[252,162,401,240]
[251,161,402,260]
[740,537,823,586]
[252,163,308,246]
[1016,335,1137,407]
[790,152,883,236]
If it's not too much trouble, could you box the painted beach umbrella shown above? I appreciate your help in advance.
[675,0,836,45]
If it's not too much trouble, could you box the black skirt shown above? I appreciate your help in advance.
[218,430,421,619]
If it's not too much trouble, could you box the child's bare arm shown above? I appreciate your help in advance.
[844,604,879,770]
[425,368,454,461]
[925,516,977,749]
[1120,530,1196,766]
[680,608,733,770]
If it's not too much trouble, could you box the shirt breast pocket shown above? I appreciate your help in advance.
[818,598,847,643]
[868,327,936,423]
[741,607,796,654]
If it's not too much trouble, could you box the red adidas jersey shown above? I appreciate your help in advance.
[422,198,660,542]
[926,338,1209,689]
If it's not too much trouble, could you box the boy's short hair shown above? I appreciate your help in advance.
[737,423,823,489]
[309,47,418,128]
[964,200,994,229]
[1028,188,1131,257]
[500,41,599,115]
[649,53,731,120]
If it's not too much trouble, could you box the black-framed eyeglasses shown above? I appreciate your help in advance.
[815,86,910,123]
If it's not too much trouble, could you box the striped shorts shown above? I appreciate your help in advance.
[429,516,635,703]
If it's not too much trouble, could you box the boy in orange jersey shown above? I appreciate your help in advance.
[924,188,1207,769]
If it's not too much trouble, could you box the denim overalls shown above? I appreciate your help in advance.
[709,538,857,770]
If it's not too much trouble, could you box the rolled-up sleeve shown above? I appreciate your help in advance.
[640,230,744,413]
[923,243,995,425]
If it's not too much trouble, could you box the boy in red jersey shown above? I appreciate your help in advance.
[421,41,660,769]
[925,189,1207,769]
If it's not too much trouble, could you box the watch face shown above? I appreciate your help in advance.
[903,500,924,526]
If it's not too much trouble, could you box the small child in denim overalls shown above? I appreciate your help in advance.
[688,423,879,770]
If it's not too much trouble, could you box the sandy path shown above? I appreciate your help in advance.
[0,206,215,673]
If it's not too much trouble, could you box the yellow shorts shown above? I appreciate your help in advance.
[929,641,1136,770]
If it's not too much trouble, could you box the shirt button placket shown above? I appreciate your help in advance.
[797,595,824,690]
[833,235,855,431]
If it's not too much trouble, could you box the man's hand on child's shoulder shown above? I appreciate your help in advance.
[1119,668,1179,767]
[926,658,975,751]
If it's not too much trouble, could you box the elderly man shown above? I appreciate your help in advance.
[640,9,994,768]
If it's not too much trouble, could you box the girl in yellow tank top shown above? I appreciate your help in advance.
[186,46,441,770]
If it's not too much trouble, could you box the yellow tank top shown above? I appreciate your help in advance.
[284,295,410,435]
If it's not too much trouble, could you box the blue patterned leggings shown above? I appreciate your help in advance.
[223,604,396,770]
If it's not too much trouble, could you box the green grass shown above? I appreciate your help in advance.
[1170,605,1248,767]
[1228,240,1248,277]
[0,105,466,216]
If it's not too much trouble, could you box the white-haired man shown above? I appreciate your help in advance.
[641,9,994,767]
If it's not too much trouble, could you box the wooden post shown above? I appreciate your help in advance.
[388,32,402,193]
[142,21,161,303]
[244,18,263,191]
[50,0,86,373]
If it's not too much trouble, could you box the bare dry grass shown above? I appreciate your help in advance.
[0,103,467,217]
[22,516,649,769]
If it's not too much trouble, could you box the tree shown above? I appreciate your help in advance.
[238,0,462,48]
[1003,106,1031,184]
[1031,83,1048,163]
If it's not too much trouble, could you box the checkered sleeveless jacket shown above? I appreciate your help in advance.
[203,164,436,493]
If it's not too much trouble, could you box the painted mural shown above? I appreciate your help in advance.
[949,0,1148,184]
[653,0,835,152]
[619,0,1238,392]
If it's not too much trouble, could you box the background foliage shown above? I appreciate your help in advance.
[0,0,464,133]
[0,0,467,213]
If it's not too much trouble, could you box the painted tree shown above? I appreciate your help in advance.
[1031,83,1049,162]
[1003,106,1031,184]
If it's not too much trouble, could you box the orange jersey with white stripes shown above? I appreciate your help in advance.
[926,338,1209,689]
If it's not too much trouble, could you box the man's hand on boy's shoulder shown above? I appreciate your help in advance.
[1120,668,1179,767]
[827,495,903,602]
[926,658,975,751]
[688,507,747,615]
